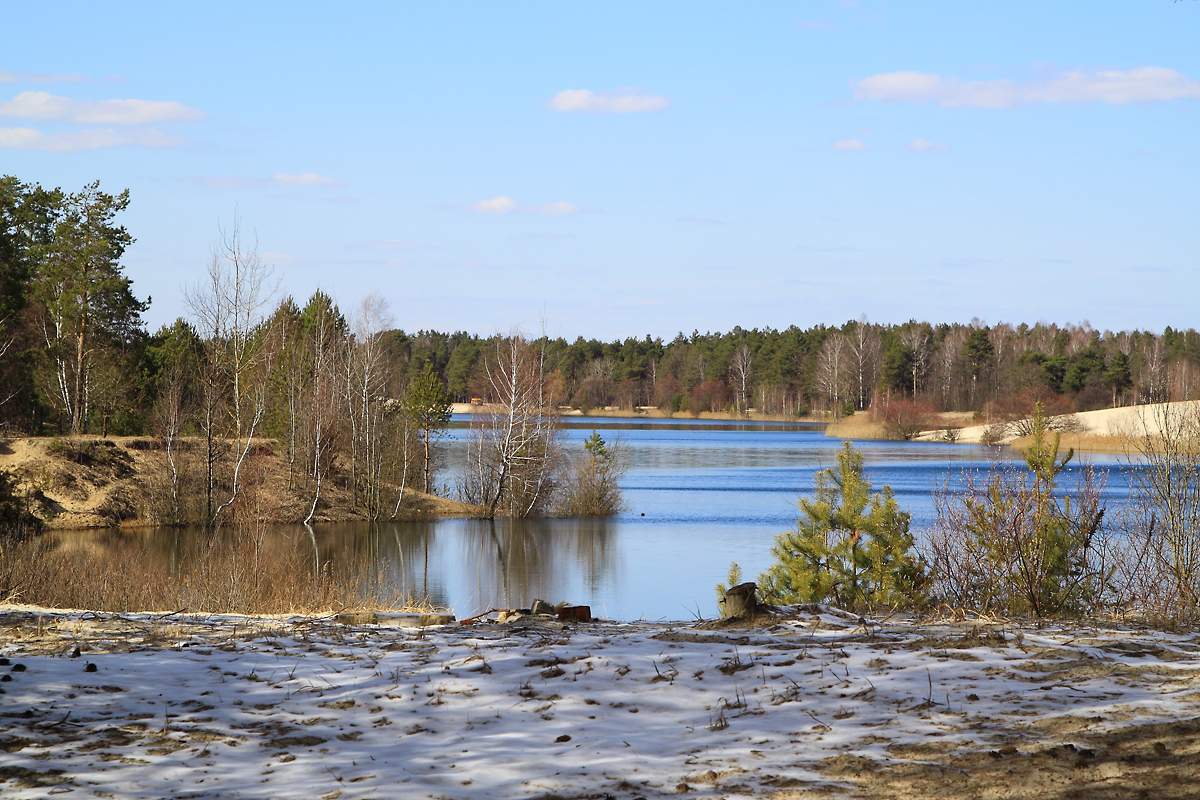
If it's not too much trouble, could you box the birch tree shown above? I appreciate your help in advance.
[462,335,559,518]
[186,221,275,527]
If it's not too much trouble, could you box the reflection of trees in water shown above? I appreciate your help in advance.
[45,517,617,615]
[309,522,449,609]
[456,518,618,612]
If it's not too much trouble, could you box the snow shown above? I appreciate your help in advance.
[1,606,1198,798]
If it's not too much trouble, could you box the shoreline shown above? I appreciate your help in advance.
[0,435,485,531]
[452,402,823,424]
[1,604,1195,798]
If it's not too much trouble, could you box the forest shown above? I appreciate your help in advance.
[4,175,1199,443]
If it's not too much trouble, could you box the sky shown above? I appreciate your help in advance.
[3,1,1198,339]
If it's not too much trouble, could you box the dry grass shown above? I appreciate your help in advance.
[1010,431,1135,455]
[824,413,890,440]
[0,531,437,615]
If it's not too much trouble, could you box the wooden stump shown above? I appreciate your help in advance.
[556,605,592,623]
[719,582,759,619]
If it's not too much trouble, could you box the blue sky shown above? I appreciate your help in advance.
[3,1,1198,338]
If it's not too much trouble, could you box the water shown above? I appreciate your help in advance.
[47,417,1136,621]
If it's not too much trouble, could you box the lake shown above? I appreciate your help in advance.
[47,416,1136,621]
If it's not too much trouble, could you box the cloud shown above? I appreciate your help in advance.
[855,67,1200,107]
[0,70,84,84]
[473,195,516,214]
[272,172,337,187]
[833,138,865,151]
[907,138,944,152]
[0,90,202,124]
[550,89,668,113]
[0,126,178,151]
[540,201,577,216]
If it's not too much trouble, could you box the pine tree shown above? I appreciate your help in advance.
[403,363,452,494]
[759,442,924,610]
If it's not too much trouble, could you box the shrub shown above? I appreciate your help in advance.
[880,398,936,440]
[1111,403,1200,623]
[557,432,625,516]
[758,442,926,610]
[928,403,1107,617]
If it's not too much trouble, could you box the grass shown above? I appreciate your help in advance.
[0,531,440,615]
[824,413,891,440]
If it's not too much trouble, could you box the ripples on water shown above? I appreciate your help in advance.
[50,416,1138,620]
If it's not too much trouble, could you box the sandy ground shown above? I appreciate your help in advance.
[0,436,482,529]
[1,605,1197,799]
[451,403,820,424]
[916,401,1200,452]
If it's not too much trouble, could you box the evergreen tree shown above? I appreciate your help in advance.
[1105,351,1133,406]
[403,363,452,493]
[29,181,146,433]
[759,442,925,610]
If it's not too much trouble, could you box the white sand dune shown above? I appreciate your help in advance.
[918,400,1200,445]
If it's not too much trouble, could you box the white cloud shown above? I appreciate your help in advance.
[0,126,177,151]
[0,71,83,84]
[855,67,1200,107]
[833,138,865,151]
[540,201,577,216]
[0,90,202,124]
[907,138,944,152]
[473,195,516,214]
[550,89,668,113]
[272,172,337,187]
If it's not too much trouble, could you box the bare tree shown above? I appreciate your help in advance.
[1118,402,1200,617]
[462,335,559,518]
[900,323,930,396]
[729,343,753,415]
[186,221,275,528]
[347,294,393,517]
[816,331,849,414]
[847,317,879,411]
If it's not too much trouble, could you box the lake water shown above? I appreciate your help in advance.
[48,417,1136,621]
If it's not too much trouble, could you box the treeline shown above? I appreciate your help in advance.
[5,174,1200,444]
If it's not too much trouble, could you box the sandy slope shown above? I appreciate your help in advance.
[1,606,1198,798]
[0,436,482,529]
[917,400,1200,449]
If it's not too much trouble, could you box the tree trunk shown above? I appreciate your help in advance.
[422,430,431,494]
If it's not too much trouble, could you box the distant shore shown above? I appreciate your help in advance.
[825,401,1200,455]
[451,402,822,424]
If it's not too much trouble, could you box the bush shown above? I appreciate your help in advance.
[928,403,1107,617]
[557,432,625,516]
[1111,403,1200,624]
[880,398,936,440]
[758,442,926,610]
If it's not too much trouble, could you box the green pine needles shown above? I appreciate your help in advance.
[758,442,925,610]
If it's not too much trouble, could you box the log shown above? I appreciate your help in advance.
[719,582,759,620]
